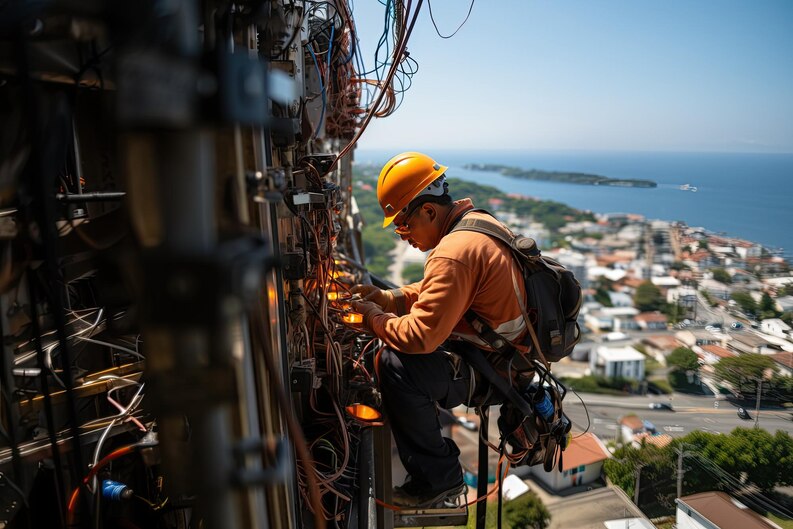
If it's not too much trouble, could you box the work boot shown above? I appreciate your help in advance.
[392,477,466,508]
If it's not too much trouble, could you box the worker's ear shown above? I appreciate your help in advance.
[424,203,437,222]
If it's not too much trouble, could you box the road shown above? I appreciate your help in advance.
[564,392,793,440]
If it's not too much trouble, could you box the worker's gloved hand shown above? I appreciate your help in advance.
[351,299,384,330]
[350,284,391,309]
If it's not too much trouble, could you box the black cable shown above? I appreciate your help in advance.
[427,0,475,39]
[27,275,68,528]
[569,388,592,437]
[16,36,88,528]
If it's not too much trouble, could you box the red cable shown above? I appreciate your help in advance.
[66,444,137,525]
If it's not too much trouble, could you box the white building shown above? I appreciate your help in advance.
[604,307,640,331]
[590,345,645,381]
[760,318,792,340]
[608,292,634,308]
[699,279,733,300]
[676,491,778,529]
[775,295,793,313]
[551,250,589,290]
[651,276,681,289]
[668,286,698,305]
[529,433,609,491]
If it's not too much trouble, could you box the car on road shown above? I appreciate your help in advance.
[730,321,744,330]
[737,407,751,420]
[649,402,674,411]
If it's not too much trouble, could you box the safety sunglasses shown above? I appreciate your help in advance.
[393,202,423,236]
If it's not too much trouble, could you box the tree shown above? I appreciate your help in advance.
[594,277,615,307]
[503,491,551,529]
[730,291,757,316]
[667,347,699,372]
[711,268,732,284]
[634,281,664,312]
[714,354,775,397]
[605,429,793,515]
[401,263,424,284]
[759,292,780,320]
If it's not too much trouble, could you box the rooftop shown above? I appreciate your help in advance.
[700,345,736,359]
[559,432,610,471]
[633,432,673,448]
[677,491,778,529]
[642,335,680,350]
[771,352,793,370]
[620,415,644,431]
[635,312,669,323]
[597,346,645,362]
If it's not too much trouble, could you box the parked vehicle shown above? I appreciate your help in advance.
[731,321,744,330]
[649,402,674,411]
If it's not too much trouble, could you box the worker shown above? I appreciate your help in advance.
[351,152,531,508]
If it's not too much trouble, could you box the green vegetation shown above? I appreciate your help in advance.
[503,491,551,529]
[713,354,792,402]
[768,513,793,529]
[464,163,657,188]
[401,263,424,284]
[667,347,699,372]
[352,169,595,280]
[714,353,774,387]
[604,428,793,517]
[665,346,702,393]
[647,378,673,395]
[700,288,717,307]
[711,267,732,284]
[594,277,615,307]
[456,492,550,529]
[634,281,664,312]
[560,375,639,395]
[730,290,757,315]
[759,292,781,320]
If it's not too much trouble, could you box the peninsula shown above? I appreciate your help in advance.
[464,163,657,188]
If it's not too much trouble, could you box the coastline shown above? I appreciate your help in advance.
[356,150,793,258]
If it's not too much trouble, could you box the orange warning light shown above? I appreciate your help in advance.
[342,312,363,324]
[327,291,351,301]
[345,403,382,423]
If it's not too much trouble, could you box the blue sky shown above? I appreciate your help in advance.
[350,1,793,153]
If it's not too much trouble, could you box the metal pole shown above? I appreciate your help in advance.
[754,378,762,428]
[634,465,642,505]
[677,448,685,499]
[476,408,489,529]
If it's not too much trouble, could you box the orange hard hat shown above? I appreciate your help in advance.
[377,152,448,228]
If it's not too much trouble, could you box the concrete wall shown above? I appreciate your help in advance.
[676,505,718,529]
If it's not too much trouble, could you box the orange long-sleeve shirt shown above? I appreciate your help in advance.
[369,199,528,353]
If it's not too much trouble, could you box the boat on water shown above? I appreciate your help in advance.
[679,184,698,192]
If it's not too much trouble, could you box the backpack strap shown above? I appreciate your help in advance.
[452,210,552,370]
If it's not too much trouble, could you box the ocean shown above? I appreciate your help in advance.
[357,150,793,258]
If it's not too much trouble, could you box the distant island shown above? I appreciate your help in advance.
[463,163,657,188]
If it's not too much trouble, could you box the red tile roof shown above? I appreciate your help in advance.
[642,335,680,350]
[633,433,673,448]
[771,352,793,370]
[635,312,668,323]
[619,415,644,431]
[560,433,610,471]
[700,345,736,359]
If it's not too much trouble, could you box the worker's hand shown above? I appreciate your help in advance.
[351,299,384,330]
[350,284,391,309]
